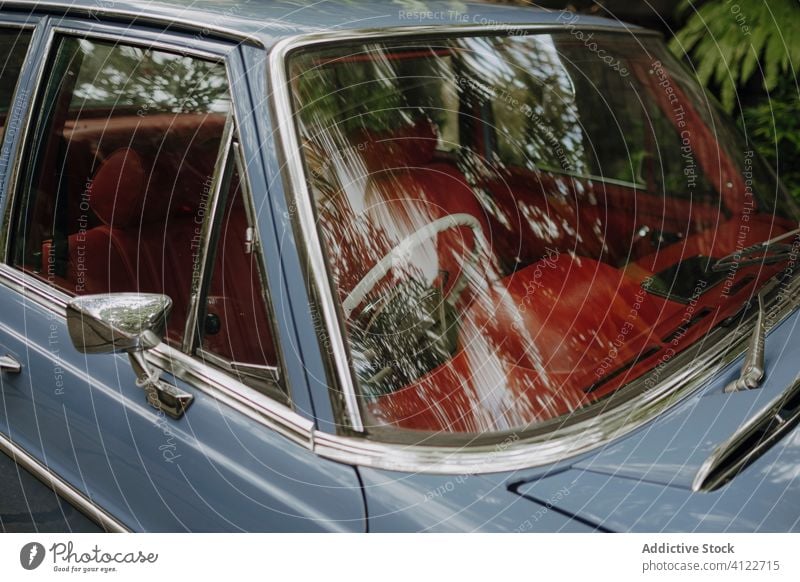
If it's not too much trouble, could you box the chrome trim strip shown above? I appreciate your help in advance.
[232,139,287,381]
[0,1,264,46]
[0,431,128,532]
[49,25,227,62]
[0,263,68,310]
[312,276,800,473]
[267,24,663,436]
[0,20,53,261]
[195,347,281,387]
[150,344,314,448]
[182,115,235,351]
[694,372,800,492]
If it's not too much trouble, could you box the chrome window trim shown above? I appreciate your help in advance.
[0,19,52,261]
[267,24,661,436]
[230,139,290,385]
[150,345,313,448]
[269,25,800,473]
[47,25,227,62]
[309,275,800,474]
[0,22,233,262]
[182,115,236,350]
[193,140,287,385]
[0,430,127,532]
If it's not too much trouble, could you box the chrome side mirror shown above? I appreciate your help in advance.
[67,293,193,419]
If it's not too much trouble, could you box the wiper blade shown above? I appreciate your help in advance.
[711,226,800,272]
[723,293,766,393]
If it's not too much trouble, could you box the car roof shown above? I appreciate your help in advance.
[3,0,646,48]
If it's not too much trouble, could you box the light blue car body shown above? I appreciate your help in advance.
[0,0,798,532]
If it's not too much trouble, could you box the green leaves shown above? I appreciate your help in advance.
[670,0,800,112]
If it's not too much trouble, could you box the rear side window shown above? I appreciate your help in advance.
[0,28,33,142]
[12,35,230,347]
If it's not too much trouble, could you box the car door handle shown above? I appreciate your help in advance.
[0,355,22,374]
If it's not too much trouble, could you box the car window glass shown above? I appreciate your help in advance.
[198,164,281,396]
[11,36,230,347]
[0,28,33,142]
[291,34,800,439]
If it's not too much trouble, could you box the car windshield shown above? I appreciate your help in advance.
[289,32,799,438]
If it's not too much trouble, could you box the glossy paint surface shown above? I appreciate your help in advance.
[0,0,799,533]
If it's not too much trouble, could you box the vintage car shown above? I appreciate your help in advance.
[1,0,799,532]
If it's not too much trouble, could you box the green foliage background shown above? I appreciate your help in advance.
[670,0,800,195]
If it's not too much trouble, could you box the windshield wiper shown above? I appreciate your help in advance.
[723,293,766,393]
[711,226,800,272]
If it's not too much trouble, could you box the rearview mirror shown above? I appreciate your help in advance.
[66,293,192,419]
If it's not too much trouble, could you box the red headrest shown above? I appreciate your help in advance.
[88,148,150,228]
[351,118,438,173]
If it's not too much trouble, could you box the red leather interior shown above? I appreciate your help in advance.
[304,106,795,433]
[367,253,678,431]
[635,213,793,273]
[203,178,277,366]
[41,146,199,343]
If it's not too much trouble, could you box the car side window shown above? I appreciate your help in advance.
[197,159,282,397]
[11,35,231,347]
[0,28,33,142]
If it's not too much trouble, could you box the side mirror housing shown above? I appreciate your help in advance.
[66,293,192,419]
[66,293,171,354]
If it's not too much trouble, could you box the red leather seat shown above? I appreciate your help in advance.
[368,253,676,432]
[45,146,203,345]
[43,147,149,295]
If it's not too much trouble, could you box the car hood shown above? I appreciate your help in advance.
[505,304,800,531]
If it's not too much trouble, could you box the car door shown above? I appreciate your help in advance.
[0,15,365,532]
[0,17,101,532]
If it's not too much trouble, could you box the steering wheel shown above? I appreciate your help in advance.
[342,213,484,318]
